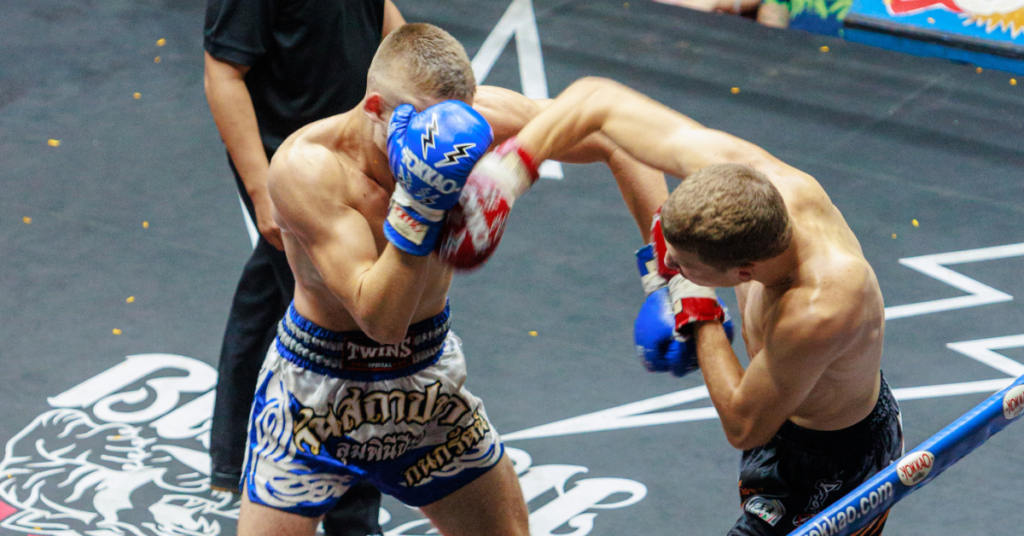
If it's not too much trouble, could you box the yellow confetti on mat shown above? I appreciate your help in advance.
[143,221,150,228]
[912,219,919,227]
[113,328,122,335]
[623,2,629,7]
[133,92,141,99]
[819,45,829,53]
[157,38,166,46]
[731,87,740,94]
[23,217,31,224]
[976,67,983,73]
[891,234,897,239]
[154,56,162,63]
[529,331,538,337]
[927,17,935,23]
[1012,79,1018,86]
[127,296,135,303]
[48,139,60,147]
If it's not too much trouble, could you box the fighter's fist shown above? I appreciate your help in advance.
[649,210,729,333]
[633,213,734,377]
[634,283,697,376]
[437,138,539,270]
[384,101,493,256]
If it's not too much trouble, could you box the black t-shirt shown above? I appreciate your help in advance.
[204,0,385,150]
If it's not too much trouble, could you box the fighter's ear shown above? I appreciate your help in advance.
[364,93,386,123]
[736,263,755,283]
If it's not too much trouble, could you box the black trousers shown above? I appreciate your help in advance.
[210,154,383,534]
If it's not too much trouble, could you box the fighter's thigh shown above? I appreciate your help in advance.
[238,491,322,536]
[418,455,528,536]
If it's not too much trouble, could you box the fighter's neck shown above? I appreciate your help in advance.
[751,241,801,291]
[333,110,395,191]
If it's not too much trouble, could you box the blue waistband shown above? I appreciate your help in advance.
[275,302,451,381]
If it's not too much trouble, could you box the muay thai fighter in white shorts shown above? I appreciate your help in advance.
[245,303,501,511]
[236,24,667,536]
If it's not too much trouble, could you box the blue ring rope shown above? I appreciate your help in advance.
[788,374,1024,536]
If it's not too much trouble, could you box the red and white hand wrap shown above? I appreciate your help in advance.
[437,137,540,271]
[650,210,725,333]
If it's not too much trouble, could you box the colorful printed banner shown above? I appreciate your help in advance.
[850,0,1024,48]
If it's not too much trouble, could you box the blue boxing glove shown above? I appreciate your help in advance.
[633,213,735,377]
[385,101,493,256]
[634,278,695,376]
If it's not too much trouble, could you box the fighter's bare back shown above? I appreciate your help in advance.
[734,163,886,432]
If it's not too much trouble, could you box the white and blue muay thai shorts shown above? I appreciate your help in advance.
[242,302,504,516]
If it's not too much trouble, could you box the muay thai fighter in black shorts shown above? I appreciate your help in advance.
[479,77,907,535]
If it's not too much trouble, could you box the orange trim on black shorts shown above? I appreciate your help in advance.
[851,508,891,536]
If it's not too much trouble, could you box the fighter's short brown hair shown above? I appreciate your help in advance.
[369,23,476,102]
[661,163,792,270]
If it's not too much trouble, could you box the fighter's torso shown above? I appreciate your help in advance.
[269,87,547,335]
[275,113,453,334]
[737,170,885,431]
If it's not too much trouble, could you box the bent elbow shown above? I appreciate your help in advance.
[727,433,768,451]
[359,321,407,346]
[575,76,616,91]
[353,310,408,345]
[565,77,615,105]
[372,330,407,346]
[724,424,774,451]
[723,425,749,450]
[720,411,775,451]
[568,76,605,93]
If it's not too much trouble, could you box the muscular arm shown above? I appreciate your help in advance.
[474,85,668,242]
[693,294,854,450]
[604,143,666,242]
[515,77,780,180]
[203,51,283,250]
[269,147,431,344]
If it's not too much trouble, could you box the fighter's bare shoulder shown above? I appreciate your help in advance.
[771,253,876,354]
[268,134,359,236]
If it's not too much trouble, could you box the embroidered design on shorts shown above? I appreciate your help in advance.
[745,496,786,527]
[247,327,504,511]
[333,432,425,465]
[792,480,843,527]
[806,479,843,512]
[292,381,472,457]
[402,409,492,487]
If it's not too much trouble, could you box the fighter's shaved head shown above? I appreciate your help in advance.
[661,163,792,270]
[367,23,476,104]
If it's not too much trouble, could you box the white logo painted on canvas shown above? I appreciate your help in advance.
[0,354,646,536]
[0,354,234,536]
